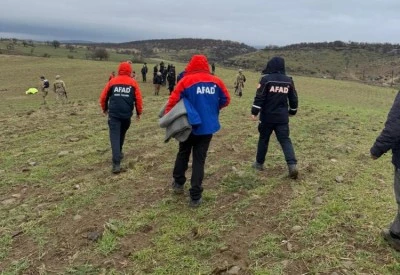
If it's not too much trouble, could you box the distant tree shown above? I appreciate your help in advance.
[22,40,28,47]
[93,48,109,60]
[52,40,60,49]
[28,40,34,47]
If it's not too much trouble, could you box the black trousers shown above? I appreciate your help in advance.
[142,73,146,82]
[108,116,131,164]
[256,122,297,165]
[173,133,213,200]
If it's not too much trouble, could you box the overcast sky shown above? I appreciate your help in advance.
[1,0,400,47]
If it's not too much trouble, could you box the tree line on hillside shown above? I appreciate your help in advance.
[264,41,400,54]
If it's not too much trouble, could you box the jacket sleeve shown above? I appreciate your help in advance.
[165,80,184,114]
[218,79,230,109]
[99,82,111,112]
[133,82,143,115]
[251,79,267,116]
[371,92,400,158]
[288,78,298,115]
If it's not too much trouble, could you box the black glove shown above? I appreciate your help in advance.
[289,108,297,116]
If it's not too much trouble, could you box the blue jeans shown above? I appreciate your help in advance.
[256,122,297,165]
[108,116,131,164]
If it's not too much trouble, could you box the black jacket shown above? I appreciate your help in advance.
[371,91,400,168]
[251,57,298,124]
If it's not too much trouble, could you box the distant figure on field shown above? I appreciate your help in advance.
[234,69,246,97]
[164,54,231,207]
[167,65,176,95]
[211,62,215,75]
[99,62,143,174]
[109,71,115,81]
[53,75,68,104]
[39,76,50,105]
[154,72,163,95]
[153,65,158,81]
[141,63,148,82]
[370,90,400,251]
[251,56,299,179]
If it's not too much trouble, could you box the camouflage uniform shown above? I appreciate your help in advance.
[234,70,246,97]
[40,76,49,104]
[53,75,68,104]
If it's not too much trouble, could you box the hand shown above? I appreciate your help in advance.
[371,154,378,160]
[102,110,108,116]
[136,114,141,121]
[251,115,258,121]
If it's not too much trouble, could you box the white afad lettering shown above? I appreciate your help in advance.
[269,86,289,94]
[114,86,131,94]
[196,85,216,94]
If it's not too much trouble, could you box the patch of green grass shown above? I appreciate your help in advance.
[0,234,12,260]
[1,259,30,275]
[65,264,101,275]
[221,171,263,192]
[96,230,119,256]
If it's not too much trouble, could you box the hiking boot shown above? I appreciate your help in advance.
[252,162,264,171]
[189,198,202,208]
[112,163,121,174]
[288,164,298,179]
[381,229,400,251]
[172,182,184,194]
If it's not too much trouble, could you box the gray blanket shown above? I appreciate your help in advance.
[159,100,191,143]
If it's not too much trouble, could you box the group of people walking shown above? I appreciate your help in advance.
[39,75,68,105]
[97,53,400,253]
[99,54,299,208]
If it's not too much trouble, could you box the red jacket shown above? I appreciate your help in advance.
[100,62,143,119]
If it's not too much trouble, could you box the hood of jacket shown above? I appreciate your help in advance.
[262,56,286,74]
[185,55,210,74]
[118,62,132,76]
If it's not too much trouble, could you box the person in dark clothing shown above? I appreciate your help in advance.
[164,55,231,207]
[167,65,176,95]
[153,72,163,95]
[141,63,148,82]
[99,62,143,173]
[153,65,158,83]
[211,62,215,75]
[251,56,299,179]
[371,91,400,251]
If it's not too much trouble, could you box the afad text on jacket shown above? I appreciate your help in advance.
[165,55,230,135]
[251,57,298,124]
[99,62,143,119]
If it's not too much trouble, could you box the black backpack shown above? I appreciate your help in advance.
[43,80,50,88]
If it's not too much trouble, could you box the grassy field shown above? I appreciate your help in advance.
[1,54,400,274]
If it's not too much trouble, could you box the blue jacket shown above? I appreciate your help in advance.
[164,55,230,135]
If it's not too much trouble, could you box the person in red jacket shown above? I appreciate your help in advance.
[99,62,143,173]
[165,54,230,207]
